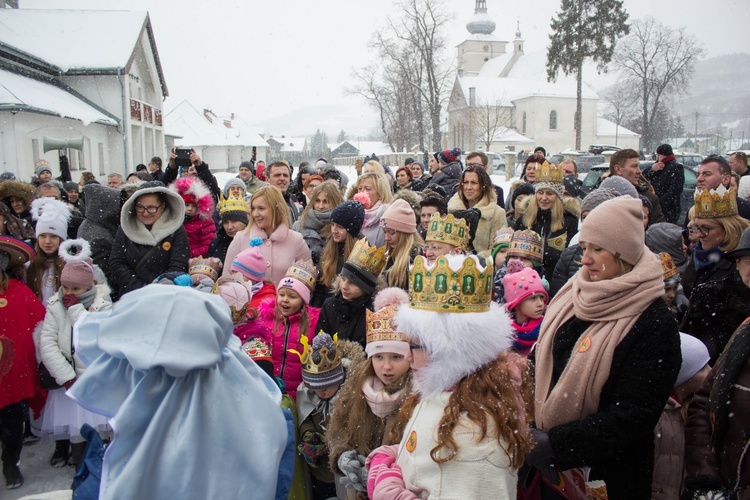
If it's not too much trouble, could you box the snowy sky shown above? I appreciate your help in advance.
[21,0,750,135]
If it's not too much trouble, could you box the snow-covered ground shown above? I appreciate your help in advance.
[9,438,73,499]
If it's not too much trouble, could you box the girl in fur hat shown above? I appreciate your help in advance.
[366,255,532,499]
[169,176,216,258]
[326,287,413,500]
[27,198,70,302]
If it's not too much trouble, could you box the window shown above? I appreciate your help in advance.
[549,111,557,130]
[98,143,106,175]
[522,112,527,134]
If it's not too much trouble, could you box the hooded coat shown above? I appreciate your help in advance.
[77,183,122,281]
[646,222,689,274]
[109,185,190,296]
[169,176,216,258]
[427,161,462,197]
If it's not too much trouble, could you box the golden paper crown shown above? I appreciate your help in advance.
[242,337,272,361]
[693,186,738,219]
[660,252,679,281]
[346,237,388,277]
[283,259,317,290]
[425,213,470,249]
[366,304,410,344]
[493,226,515,247]
[188,257,222,281]
[217,192,247,215]
[290,332,342,375]
[408,255,493,313]
[508,230,543,262]
[535,161,564,184]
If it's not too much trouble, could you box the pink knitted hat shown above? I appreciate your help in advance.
[380,199,417,234]
[503,264,548,312]
[59,239,94,289]
[231,238,266,282]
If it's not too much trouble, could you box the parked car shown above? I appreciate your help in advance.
[577,155,605,174]
[676,153,704,168]
[460,152,505,172]
[588,145,622,155]
[580,161,697,225]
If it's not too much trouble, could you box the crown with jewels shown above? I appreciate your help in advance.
[535,161,564,184]
[659,252,679,281]
[693,185,738,219]
[366,304,410,344]
[507,230,543,262]
[242,337,272,362]
[280,259,317,291]
[493,226,515,247]
[188,256,222,282]
[217,192,247,215]
[408,255,493,313]
[289,332,342,375]
[425,213,470,249]
[346,237,388,277]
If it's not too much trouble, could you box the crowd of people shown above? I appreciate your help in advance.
[0,146,749,499]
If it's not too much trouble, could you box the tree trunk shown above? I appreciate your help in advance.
[575,65,583,150]
[431,104,441,151]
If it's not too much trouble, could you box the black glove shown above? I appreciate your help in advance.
[526,428,559,486]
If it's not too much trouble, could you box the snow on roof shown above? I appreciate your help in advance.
[461,33,508,44]
[278,138,307,152]
[596,117,638,137]
[165,101,268,147]
[352,141,393,156]
[0,9,148,72]
[476,52,514,78]
[0,68,117,126]
[495,128,534,143]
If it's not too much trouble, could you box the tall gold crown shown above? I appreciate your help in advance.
[289,332,342,375]
[366,304,410,344]
[408,255,493,313]
[217,192,247,215]
[535,161,564,184]
[346,238,388,277]
[425,213,470,249]
[659,252,679,281]
[693,186,738,219]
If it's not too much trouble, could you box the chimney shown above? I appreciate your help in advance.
[231,112,235,120]
[469,87,476,107]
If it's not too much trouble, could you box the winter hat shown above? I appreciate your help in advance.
[503,262,548,312]
[0,235,35,270]
[231,237,266,282]
[563,174,580,198]
[59,239,94,289]
[189,256,222,285]
[302,174,324,190]
[656,144,673,156]
[331,192,369,237]
[580,188,621,215]
[534,162,565,200]
[726,226,750,260]
[217,279,252,324]
[35,160,52,177]
[238,161,255,174]
[278,259,317,305]
[366,288,411,358]
[491,226,515,261]
[380,199,417,234]
[599,175,638,199]
[31,197,71,240]
[675,333,710,386]
[297,333,345,390]
[437,147,462,165]
[315,160,328,172]
[169,176,214,219]
[63,182,79,193]
[578,196,645,266]
[511,182,535,209]
[739,176,750,200]
[223,178,247,198]
[0,172,16,181]
[341,237,387,295]
[217,193,249,225]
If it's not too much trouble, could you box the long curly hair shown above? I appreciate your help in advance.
[326,356,412,473]
[396,352,533,468]
[319,233,357,289]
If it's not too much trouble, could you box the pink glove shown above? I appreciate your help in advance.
[62,294,80,309]
[370,462,418,500]
[367,453,396,498]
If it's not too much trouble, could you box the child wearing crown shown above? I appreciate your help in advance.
[503,260,548,357]
[326,287,413,499]
[36,239,113,468]
[207,191,248,267]
[241,259,320,400]
[294,332,365,500]
[366,254,532,499]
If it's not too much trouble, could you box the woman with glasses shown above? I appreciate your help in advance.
[109,181,190,296]
[447,165,506,256]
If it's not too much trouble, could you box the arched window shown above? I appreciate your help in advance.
[522,112,527,134]
[549,110,557,130]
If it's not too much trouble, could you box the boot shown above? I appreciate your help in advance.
[50,439,70,468]
[2,443,24,489]
[69,441,87,468]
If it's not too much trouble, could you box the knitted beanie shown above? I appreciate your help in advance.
[599,175,638,198]
[578,196,645,265]
[511,183,535,209]
[31,197,71,240]
[676,333,710,386]
[656,144,673,156]
[63,182,79,193]
[223,178,247,198]
[331,193,368,237]
[59,239,94,289]
[231,238,266,282]
[437,147,462,165]
[35,160,52,177]
[278,259,317,305]
[503,263,548,312]
[535,180,565,201]
[301,333,345,390]
[580,188,621,215]
[217,279,252,324]
[381,199,417,234]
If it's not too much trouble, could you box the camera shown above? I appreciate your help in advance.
[174,148,192,168]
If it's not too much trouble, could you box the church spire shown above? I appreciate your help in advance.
[466,0,496,35]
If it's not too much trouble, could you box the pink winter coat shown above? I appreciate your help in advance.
[241,298,320,400]
[221,223,311,286]
[184,216,216,258]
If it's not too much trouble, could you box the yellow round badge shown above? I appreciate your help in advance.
[0,298,7,308]
[406,430,417,453]
[578,336,592,353]
[162,242,171,251]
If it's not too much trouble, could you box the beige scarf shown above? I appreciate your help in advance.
[362,375,405,418]
[534,248,664,431]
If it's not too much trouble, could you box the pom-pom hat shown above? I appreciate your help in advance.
[31,198,71,240]
[169,176,214,219]
[293,333,345,390]
[59,239,94,289]
[231,238,266,282]
[503,265,548,312]
[331,192,369,237]
[437,147,462,165]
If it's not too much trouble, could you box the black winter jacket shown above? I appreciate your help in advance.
[643,159,684,224]
[427,161,462,196]
[549,243,582,298]
[315,292,373,348]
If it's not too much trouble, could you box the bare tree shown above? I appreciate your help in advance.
[469,102,513,151]
[600,83,637,145]
[613,17,705,152]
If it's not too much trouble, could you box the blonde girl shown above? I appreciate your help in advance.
[380,199,423,291]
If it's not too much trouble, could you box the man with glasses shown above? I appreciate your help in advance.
[696,156,750,220]
[465,151,504,209]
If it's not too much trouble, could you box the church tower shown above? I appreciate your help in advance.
[456,0,508,77]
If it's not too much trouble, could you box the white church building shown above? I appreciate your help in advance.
[447,1,639,155]
[0,8,167,182]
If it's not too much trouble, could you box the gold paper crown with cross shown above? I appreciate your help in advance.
[693,185,738,219]
[425,213,470,249]
[366,304,410,344]
[535,161,564,184]
[346,237,388,277]
[659,252,679,282]
[289,332,342,375]
[217,192,247,215]
[242,337,272,362]
[408,255,494,313]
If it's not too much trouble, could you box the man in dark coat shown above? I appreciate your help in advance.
[609,148,666,224]
[427,148,463,197]
[148,156,165,183]
[643,143,684,224]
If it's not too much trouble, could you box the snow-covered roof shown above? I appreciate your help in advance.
[494,128,535,143]
[278,138,307,152]
[0,68,118,126]
[165,101,267,147]
[596,117,638,137]
[352,141,393,156]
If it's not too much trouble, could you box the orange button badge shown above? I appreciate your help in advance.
[406,430,417,453]
[162,242,171,251]
[578,336,592,353]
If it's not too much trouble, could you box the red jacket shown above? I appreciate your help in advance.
[184,216,216,258]
[0,279,45,408]
[242,298,320,401]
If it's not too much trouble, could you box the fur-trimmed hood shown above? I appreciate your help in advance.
[169,176,214,220]
[0,179,35,205]
[120,184,185,246]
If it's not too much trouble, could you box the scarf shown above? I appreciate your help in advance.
[512,316,543,355]
[662,154,676,163]
[362,201,384,229]
[534,248,664,431]
[299,209,331,232]
[59,286,98,310]
[692,242,725,272]
[362,375,405,418]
